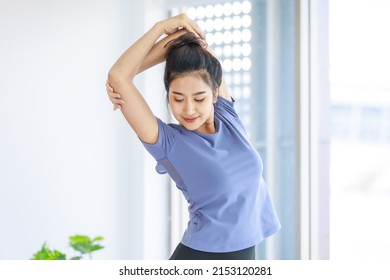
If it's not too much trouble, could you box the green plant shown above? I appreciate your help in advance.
[31,243,67,260]
[31,235,104,260]
[69,235,104,260]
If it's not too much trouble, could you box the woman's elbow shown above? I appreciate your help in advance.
[107,68,128,86]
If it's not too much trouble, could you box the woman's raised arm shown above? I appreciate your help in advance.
[107,14,204,144]
[107,29,188,111]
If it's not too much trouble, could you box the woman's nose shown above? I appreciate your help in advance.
[184,101,195,114]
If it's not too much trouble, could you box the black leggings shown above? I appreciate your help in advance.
[169,243,256,260]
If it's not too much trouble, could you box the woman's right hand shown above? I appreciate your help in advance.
[106,81,124,111]
[158,13,205,39]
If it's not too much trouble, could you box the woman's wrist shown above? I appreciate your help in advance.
[152,21,166,38]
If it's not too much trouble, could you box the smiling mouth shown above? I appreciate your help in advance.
[183,117,198,123]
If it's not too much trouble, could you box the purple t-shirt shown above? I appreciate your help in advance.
[142,97,280,253]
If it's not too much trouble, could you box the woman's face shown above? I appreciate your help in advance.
[168,72,216,134]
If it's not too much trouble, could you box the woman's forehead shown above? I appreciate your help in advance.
[170,74,210,91]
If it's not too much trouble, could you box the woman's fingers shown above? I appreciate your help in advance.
[184,17,205,38]
[109,95,125,106]
[108,91,121,100]
[163,13,205,39]
[106,81,124,111]
[109,95,124,104]
[181,14,205,38]
[111,99,123,111]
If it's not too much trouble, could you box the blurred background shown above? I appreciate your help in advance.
[0,0,388,260]
[329,0,390,259]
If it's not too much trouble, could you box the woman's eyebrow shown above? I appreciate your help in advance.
[172,91,207,96]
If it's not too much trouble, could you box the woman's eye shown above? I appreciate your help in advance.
[195,98,205,102]
[174,99,184,102]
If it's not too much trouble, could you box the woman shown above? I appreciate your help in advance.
[106,14,280,260]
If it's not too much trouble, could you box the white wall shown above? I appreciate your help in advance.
[0,0,169,260]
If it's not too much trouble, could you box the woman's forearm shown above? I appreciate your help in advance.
[137,29,187,75]
[109,14,204,82]
[108,22,165,81]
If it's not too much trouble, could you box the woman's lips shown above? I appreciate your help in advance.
[183,117,198,123]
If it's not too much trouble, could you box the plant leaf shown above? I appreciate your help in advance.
[90,245,104,252]
[31,243,50,260]
[52,250,67,260]
[31,243,66,260]
[92,236,104,242]
[69,235,91,244]
[69,235,104,254]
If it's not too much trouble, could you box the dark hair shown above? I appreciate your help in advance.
[164,33,222,95]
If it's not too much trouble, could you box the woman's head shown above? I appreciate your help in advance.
[164,33,222,133]
[164,33,222,95]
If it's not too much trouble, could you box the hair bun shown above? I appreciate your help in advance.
[166,32,207,51]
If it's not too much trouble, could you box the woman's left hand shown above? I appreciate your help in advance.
[158,13,205,39]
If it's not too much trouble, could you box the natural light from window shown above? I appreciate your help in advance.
[329,0,390,259]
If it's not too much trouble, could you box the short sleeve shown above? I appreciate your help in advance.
[215,96,247,132]
[215,96,239,119]
[140,117,177,161]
